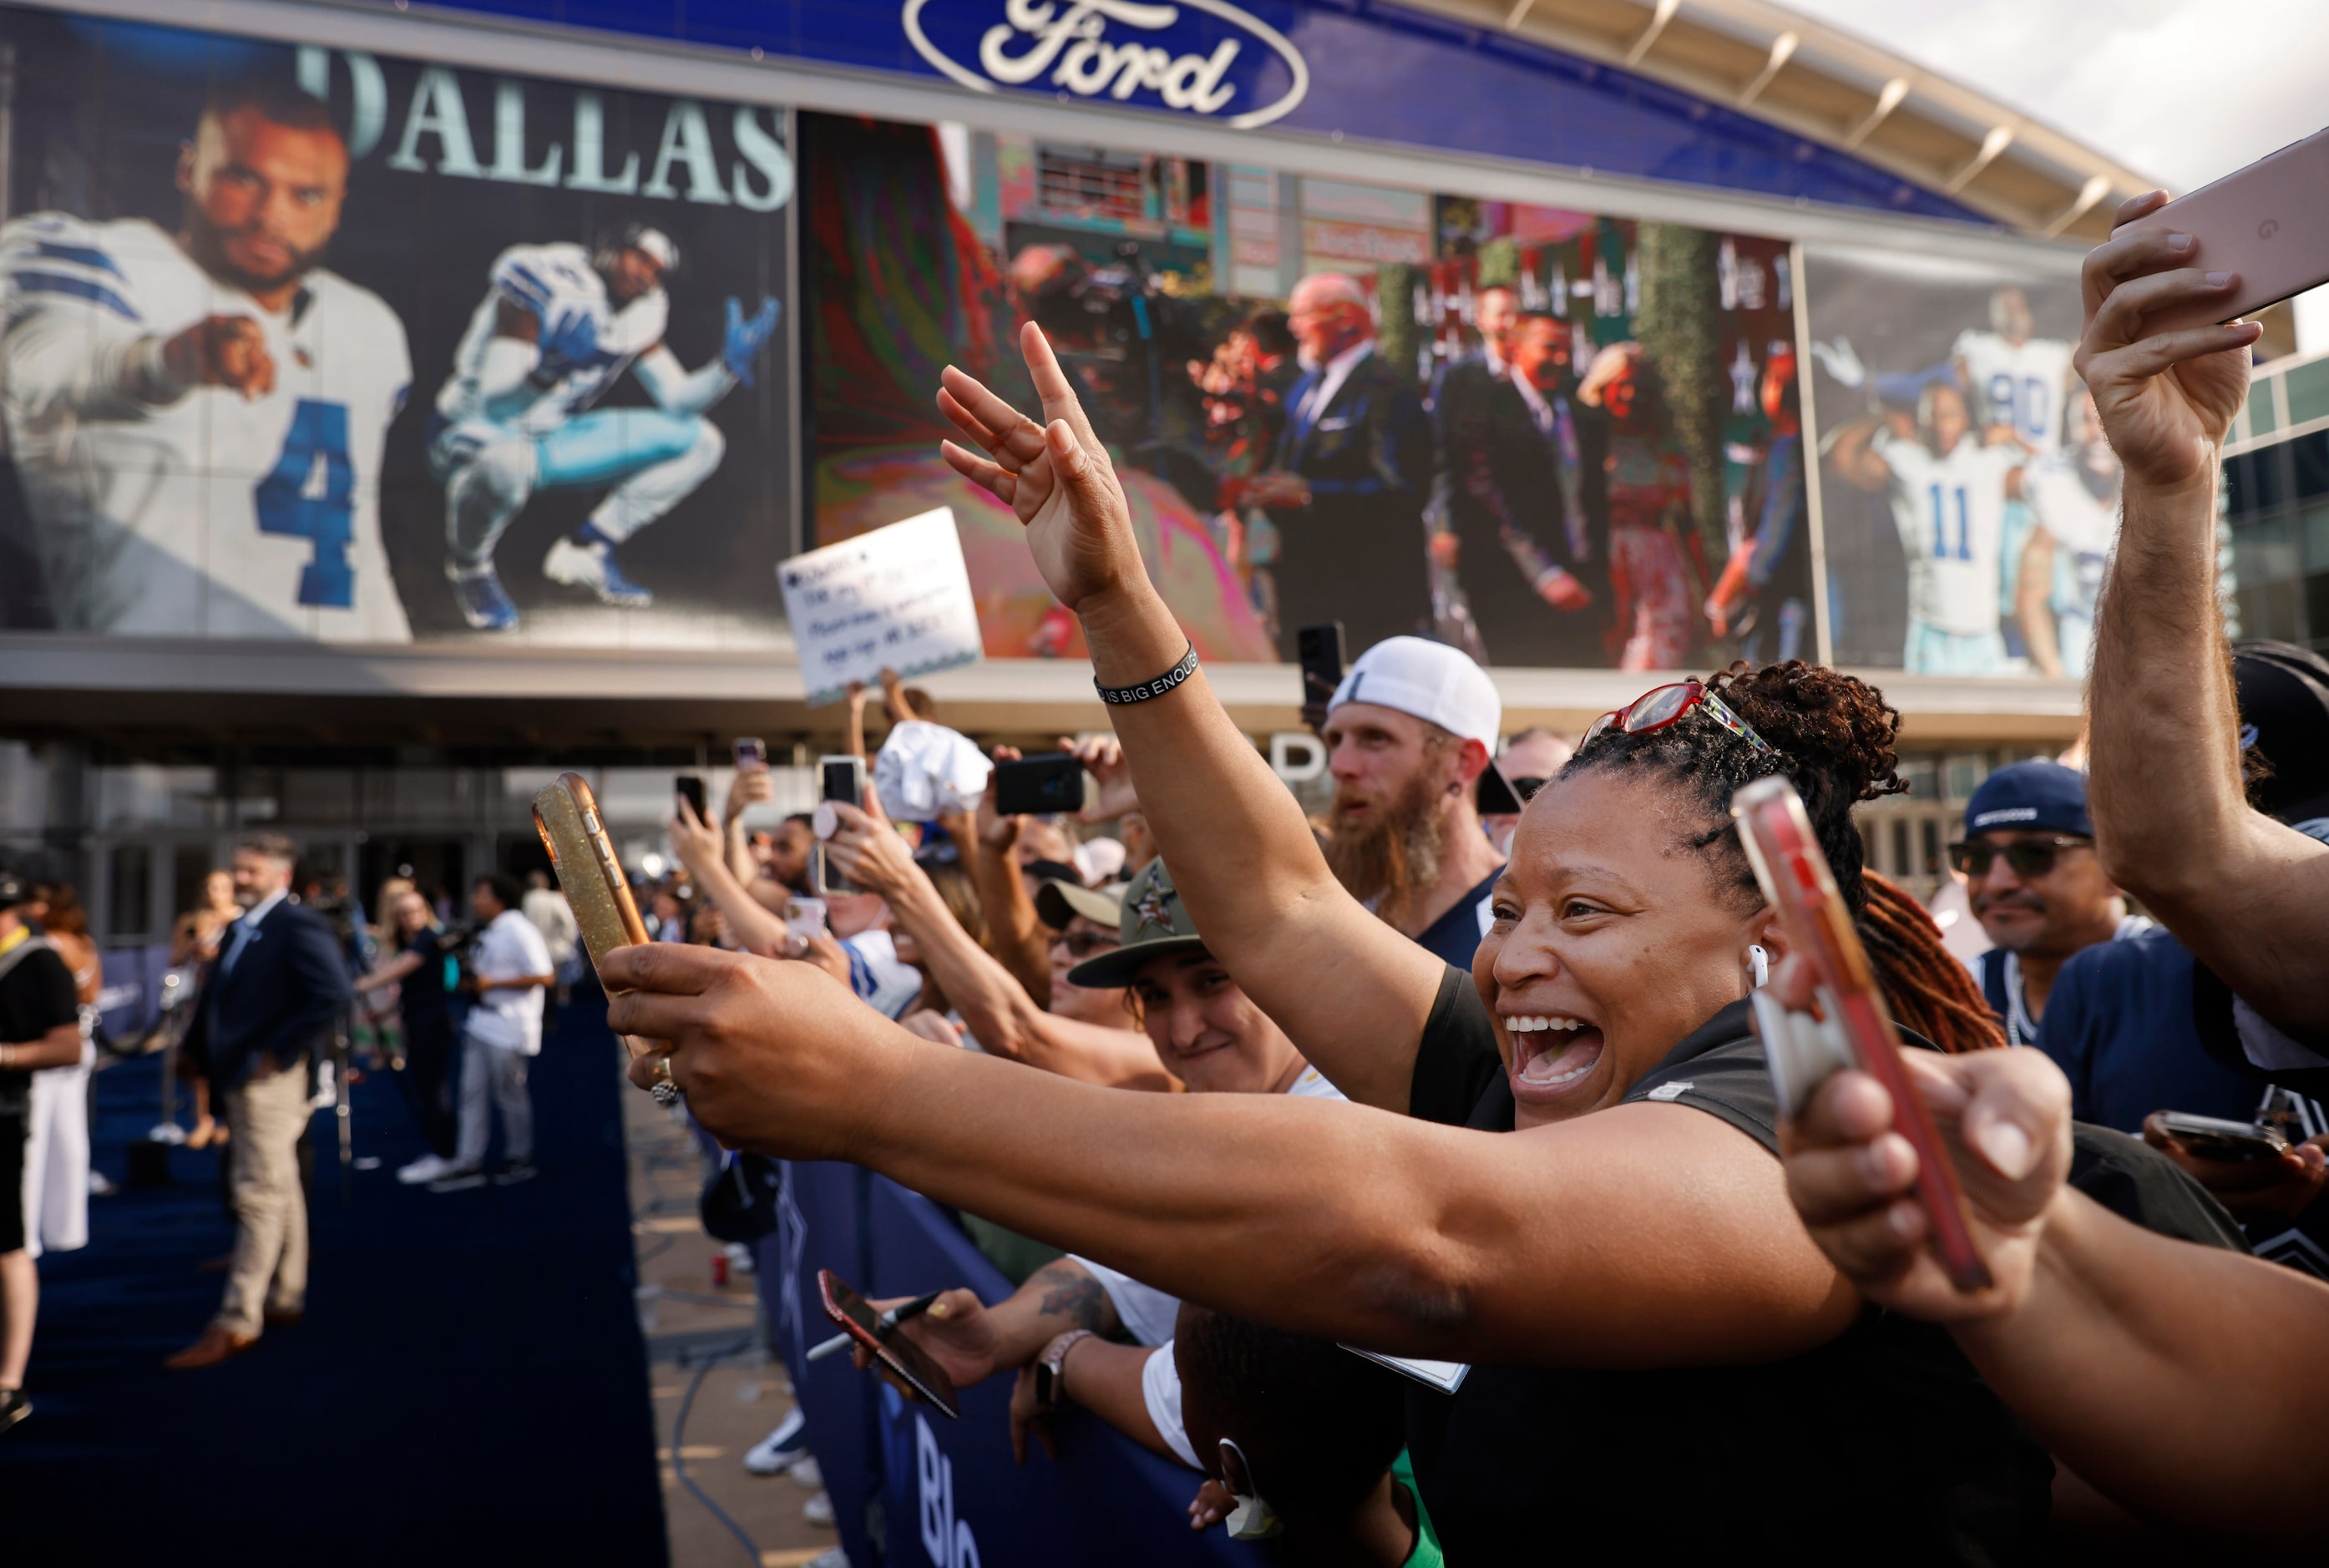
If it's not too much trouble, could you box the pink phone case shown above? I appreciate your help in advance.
[2115,126,2329,336]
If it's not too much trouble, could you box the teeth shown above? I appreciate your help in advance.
[1503,1015,1587,1033]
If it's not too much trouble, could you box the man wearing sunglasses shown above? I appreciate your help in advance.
[1956,761,2145,1046]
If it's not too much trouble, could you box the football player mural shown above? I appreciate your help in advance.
[0,9,794,645]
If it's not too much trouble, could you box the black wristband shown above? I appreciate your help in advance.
[1094,642,1198,706]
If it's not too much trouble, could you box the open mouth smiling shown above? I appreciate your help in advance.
[1501,1013,1607,1102]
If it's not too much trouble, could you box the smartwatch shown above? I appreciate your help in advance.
[1033,1328,1095,1409]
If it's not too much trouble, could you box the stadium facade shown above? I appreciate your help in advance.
[0,0,2271,963]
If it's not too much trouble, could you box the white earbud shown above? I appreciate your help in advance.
[1749,943,1770,989]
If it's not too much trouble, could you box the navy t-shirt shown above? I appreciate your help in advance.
[2040,927,2329,1277]
[1410,868,1501,969]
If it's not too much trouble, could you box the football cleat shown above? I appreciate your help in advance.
[544,537,653,607]
[447,563,520,631]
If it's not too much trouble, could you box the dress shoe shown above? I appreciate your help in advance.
[165,1325,256,1370]
[263,1306,305,1329]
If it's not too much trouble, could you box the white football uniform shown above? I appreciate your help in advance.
[434,242,667,438]
[2023,451,2119,670]
[1875,429,2022,639]
[0,213,412,640]
[1952,330,2075,450]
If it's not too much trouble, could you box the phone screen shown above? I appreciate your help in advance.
[1296,622,1345,713]
[734,737,767,770]
[676,774,707,821]
[818,1268,960,1419]
[822,757,864,803]
[992,754,1089,817]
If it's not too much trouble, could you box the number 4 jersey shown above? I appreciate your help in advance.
[1873,427,2023,636]
[0,213,413,640]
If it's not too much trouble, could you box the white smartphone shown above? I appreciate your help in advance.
[2115,125,2329,335]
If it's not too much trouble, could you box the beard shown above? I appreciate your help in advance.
[184,203,327,296]
[1324,766,1449,926]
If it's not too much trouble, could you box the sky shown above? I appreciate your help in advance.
[1785,0,2329,349]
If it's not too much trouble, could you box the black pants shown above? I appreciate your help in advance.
[398,1012,458,1159]
[0,1111,26,1254]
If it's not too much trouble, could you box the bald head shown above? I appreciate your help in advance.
[1288,272,1373,363]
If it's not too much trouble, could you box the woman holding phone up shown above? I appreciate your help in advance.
[601,322,2238,1561]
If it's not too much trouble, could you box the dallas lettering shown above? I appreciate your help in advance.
[296,48,792,212]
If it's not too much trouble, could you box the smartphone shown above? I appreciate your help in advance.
[1296,621,1345,729]
[2154,1110,2291,1163]
[2116,125,2329,335]
[1732,776,1994,1295]
[814,754,868,897]
[734,736,767,771]
[531,772,655,1060]
[783,896,829,943]
[818,1268,960,1419]
[991,753,1096,817]
[676,774,708,822]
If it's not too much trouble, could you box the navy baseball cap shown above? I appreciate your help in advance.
[1962,761,2091,839]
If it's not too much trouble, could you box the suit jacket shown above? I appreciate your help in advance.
[1273,348,1433,523]
[185,898,352,1090]
[1430,357,1605,592]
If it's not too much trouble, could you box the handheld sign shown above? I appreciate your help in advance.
[1732,776,1994,1295]
[778,508,983,706]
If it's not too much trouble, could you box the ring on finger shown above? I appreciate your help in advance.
[650,1054,681,1106]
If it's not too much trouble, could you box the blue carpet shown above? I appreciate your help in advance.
[3,988,669,1567]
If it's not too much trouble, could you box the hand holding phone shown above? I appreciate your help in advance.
[676,774,708,823]
[818,1269,961,1419]
[1733,776,1994,1294]
[2114,125,2329,335]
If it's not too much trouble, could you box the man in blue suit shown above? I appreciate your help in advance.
[1244,273,1435,660]
[167,833,351,1369]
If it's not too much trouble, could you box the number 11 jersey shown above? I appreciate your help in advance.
[1874,428,2022,636]
[0,214,413,640]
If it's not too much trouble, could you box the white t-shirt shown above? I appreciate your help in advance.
[1876,430,2022,635]
[522,887,579,967]
[1952,329,2075,450]
[1072,1064,1352,1469]
[466,908,553,1055]
[0,213,413,640]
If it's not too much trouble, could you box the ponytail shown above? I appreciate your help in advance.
[1858,873,2004,1055]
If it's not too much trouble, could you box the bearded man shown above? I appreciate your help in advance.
[1318,636,1510,966]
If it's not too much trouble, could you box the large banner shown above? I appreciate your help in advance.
[0,8,792,647]
[801,111,1811,670]
[1802,247,2111,677]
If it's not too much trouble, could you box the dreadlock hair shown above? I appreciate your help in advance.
[1859,873,2005,1055]
[1564,660,1996,1053]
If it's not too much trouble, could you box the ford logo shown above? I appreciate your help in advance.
[904,0,1309,130]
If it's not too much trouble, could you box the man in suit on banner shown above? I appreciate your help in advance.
[1244,273,1434,659]
[1430,311,1607,666]
[167,832,350,1369]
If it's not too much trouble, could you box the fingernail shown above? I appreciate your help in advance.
[2206,271,2232,287]
[1975,1118,2034,1179]
[1887,1202,1921,1239]
[2168,232,2193,250]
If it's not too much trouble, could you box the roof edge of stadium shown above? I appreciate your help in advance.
[1400,0,2162,243]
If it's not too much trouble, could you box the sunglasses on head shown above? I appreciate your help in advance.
[1583,680,1771,753]
[1947,836,2090,879]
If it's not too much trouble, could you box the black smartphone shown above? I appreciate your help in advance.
[815,754,868,896]
[819,1268,960,1419]
[992,753,1095,817]
[1297,622,1344,731]
[2154,1111,2291,1163]
[675,774,707,822]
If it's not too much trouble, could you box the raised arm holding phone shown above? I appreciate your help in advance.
[2082,191,2329,1038]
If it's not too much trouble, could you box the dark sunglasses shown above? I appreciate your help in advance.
[1947,836,2090,878]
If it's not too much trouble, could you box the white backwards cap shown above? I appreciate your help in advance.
[1327,635,1501,750]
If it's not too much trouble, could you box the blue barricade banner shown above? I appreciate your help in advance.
[760,1162,1256,1566]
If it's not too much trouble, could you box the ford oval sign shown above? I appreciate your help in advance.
[904,0,1309,130]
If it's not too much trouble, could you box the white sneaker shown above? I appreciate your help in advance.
[396,1153,453,1186]
[790,1456,823,1490]
[803,1490,836,1528]
[742,1407,808,1475]
[543,536,652,607]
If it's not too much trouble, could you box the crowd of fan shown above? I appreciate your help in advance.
[589,203,2329,1560]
